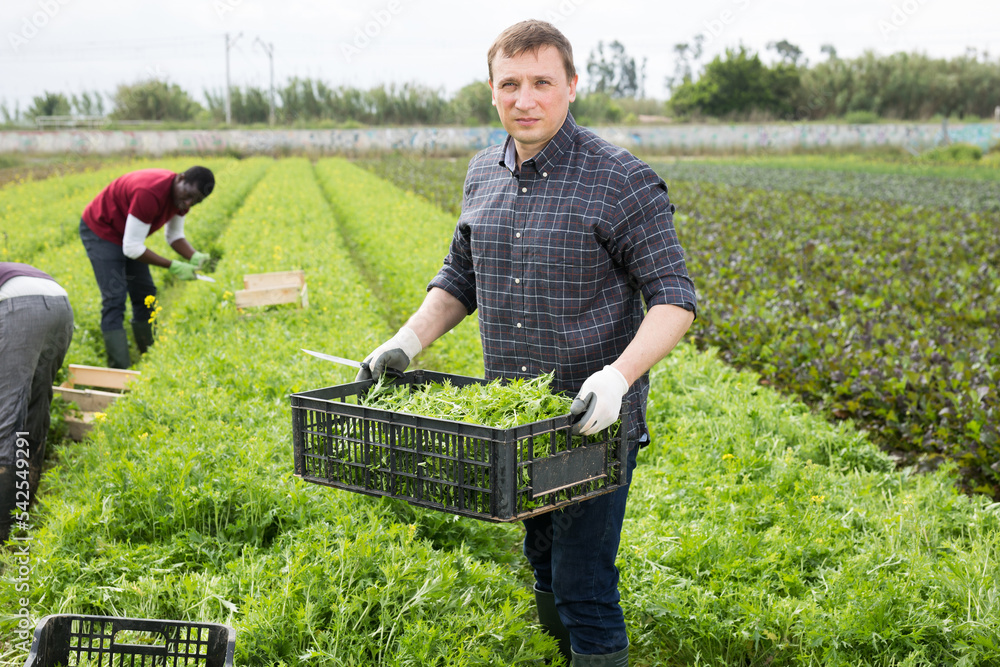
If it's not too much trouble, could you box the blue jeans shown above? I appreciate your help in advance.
[79,219,156,332]
[523,444,639,656]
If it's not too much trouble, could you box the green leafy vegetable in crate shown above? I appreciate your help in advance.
[362,372,571,428]
[361,372,606,462]
[350,372,619,507]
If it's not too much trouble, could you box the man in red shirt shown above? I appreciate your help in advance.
[80,166,214,368]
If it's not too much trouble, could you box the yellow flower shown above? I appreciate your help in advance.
[144,295,157,308]
[810,495,826,504]
[722,453,735,460]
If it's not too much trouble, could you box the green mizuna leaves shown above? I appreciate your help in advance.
[362,373,572,429]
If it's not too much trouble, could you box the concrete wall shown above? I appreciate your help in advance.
[2,122,998,156]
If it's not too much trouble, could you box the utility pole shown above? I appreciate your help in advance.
[225,32,242,125]
[255,37,275,126]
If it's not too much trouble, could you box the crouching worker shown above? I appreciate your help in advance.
[80,166,215,368]
[0,263,74,543]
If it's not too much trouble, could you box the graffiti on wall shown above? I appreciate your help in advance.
[1,122,997,156]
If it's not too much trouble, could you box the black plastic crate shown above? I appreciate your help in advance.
[23,614,235,667]
[291,369,629,522]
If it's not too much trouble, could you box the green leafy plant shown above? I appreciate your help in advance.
[843,110,880,124]
[362,373,571,430]
[920,142,984,162]
[3,156,999,667]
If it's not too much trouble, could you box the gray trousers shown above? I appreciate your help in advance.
[0,295,74,538]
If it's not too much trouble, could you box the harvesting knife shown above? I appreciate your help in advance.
[195,273,216,282]
[300,349,405,379]
[301,348,365,369]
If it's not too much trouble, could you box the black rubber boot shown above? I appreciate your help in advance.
[0,466,17,543]
[534,585,572,664]
[571,645,629,666]
[103,328,131,369]
[131,319,155,355]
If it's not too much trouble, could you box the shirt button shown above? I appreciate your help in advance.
[521,366,527,372]
[521,187,527,193]
[516,322,522,328]
[542,172,548,177]
[514,278,521,284]
[515,232,521,238]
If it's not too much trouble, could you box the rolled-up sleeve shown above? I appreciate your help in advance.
[164,215,185,245]
[428,175,479,315]
[429,247,478,315]
[121,214,152,259]
[608,162,697,316]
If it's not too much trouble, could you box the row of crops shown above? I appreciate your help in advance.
[2,157,272,367]
[360,155,1000,498]
[646,161,1000,213]
[1,157,999,665]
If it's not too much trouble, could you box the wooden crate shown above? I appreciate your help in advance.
[235,270,308,309]
[53,365,140,440]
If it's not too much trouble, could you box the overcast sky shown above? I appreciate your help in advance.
[2,0,998,113]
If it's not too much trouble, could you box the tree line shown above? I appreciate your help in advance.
[668,40,1000,121]
[3,42,999,126]
[1,79,645,128]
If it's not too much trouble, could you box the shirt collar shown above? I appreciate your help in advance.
[500,135,518,175]
[497,111,578,175]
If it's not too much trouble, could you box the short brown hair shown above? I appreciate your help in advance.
[487,20,576,82]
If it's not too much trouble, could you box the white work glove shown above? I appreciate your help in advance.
[355,326,423,381]
[570,365,629,435]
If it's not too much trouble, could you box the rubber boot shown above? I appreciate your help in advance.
[0,466,17,543]
[534,585,572,664]
[571,645,629,666]
[103,328,131,369]
[132,319,155,355]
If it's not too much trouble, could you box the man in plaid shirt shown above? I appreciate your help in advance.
[358,20,695,666]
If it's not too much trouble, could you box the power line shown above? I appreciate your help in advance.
[0,36,215,59]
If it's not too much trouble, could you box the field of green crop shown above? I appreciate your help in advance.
[362,154,1000,499]
[1,155,998,666]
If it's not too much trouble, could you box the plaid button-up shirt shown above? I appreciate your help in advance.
[429,113,696,437]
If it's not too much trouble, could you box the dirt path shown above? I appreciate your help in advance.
[0,157,111,188]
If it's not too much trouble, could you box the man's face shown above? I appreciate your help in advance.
[172,177,205,210]
[489,45,577,162]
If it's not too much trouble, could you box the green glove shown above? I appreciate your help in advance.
[168,260,197,281]
[189,251,211,269]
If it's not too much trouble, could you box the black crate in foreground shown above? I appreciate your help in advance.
[291,370,630,522]
[23,614,235,667]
